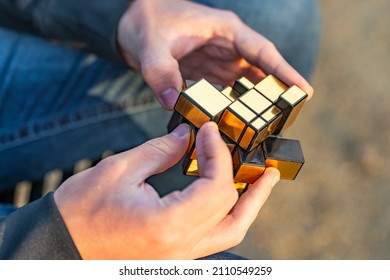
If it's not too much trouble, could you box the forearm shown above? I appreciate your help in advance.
[0,193,80,260]
[0,0,131,61]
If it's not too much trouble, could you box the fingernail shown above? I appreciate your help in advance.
[271,174,280,188]
[160,87,179,109]
[171,123,190,138]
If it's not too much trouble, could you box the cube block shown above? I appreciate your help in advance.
[171,75,309,194]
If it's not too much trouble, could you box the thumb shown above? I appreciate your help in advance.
[127,123,190,180]
[140,47,183,110]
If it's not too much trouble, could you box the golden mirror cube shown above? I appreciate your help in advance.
[233,76,255,95]
[274,85,308,134]
[174,79,232,128]
[172,75,309,193]
[218,100,257,144]
[233,146,266,184]
[263,136,304,180]
[254,74,288,103]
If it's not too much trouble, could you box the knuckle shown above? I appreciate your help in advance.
[143,138,175,158]
[94,156,120,174]
[223,10,241,24]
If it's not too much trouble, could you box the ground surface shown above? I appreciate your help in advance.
[231,0,390,259]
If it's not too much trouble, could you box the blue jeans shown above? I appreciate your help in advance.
[0,0,320,214]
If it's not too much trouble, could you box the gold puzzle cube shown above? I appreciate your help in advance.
[263,136,304,180]
[174,79,232,128]
[174,74,309,193]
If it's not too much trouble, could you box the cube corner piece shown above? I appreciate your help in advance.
[274,85,308,134]
[263,136,304,180]
[174,79,232,129]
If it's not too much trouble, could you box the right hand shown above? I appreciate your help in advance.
[54,122,280,259]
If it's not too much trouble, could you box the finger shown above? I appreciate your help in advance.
[234,23,314,98]
[120,124,191,180]
[139,47,183,109]
[161,122,237,227]
[196,122,233,180]
[188,168,280,259]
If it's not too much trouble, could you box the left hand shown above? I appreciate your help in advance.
[117,0,313,109]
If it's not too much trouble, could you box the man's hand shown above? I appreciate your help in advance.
[54,122,280,259]
[117,0,314,109]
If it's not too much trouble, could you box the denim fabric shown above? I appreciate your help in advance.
[0,0,320,215]
[0,203,15,216]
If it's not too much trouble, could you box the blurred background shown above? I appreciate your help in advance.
[231,0,390,259]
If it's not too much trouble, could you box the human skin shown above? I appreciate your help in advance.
[117,0,314,109]
[54,123,280,259]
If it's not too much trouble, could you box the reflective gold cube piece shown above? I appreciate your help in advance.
[182,127,198,176]
[233,76,255,95]
[167,111,183,133]
[238,117,268,151]
[182,155,199,177]
[221,86,240,101]
[233,145,266,184]
[263,136,304,180]
[254,74,288,103]
[238,89,272,115]
[260,105,283,136]
[274,85,308,134]
[174,79,232,128]
[235,182,249,195]
[218,100,257,144]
